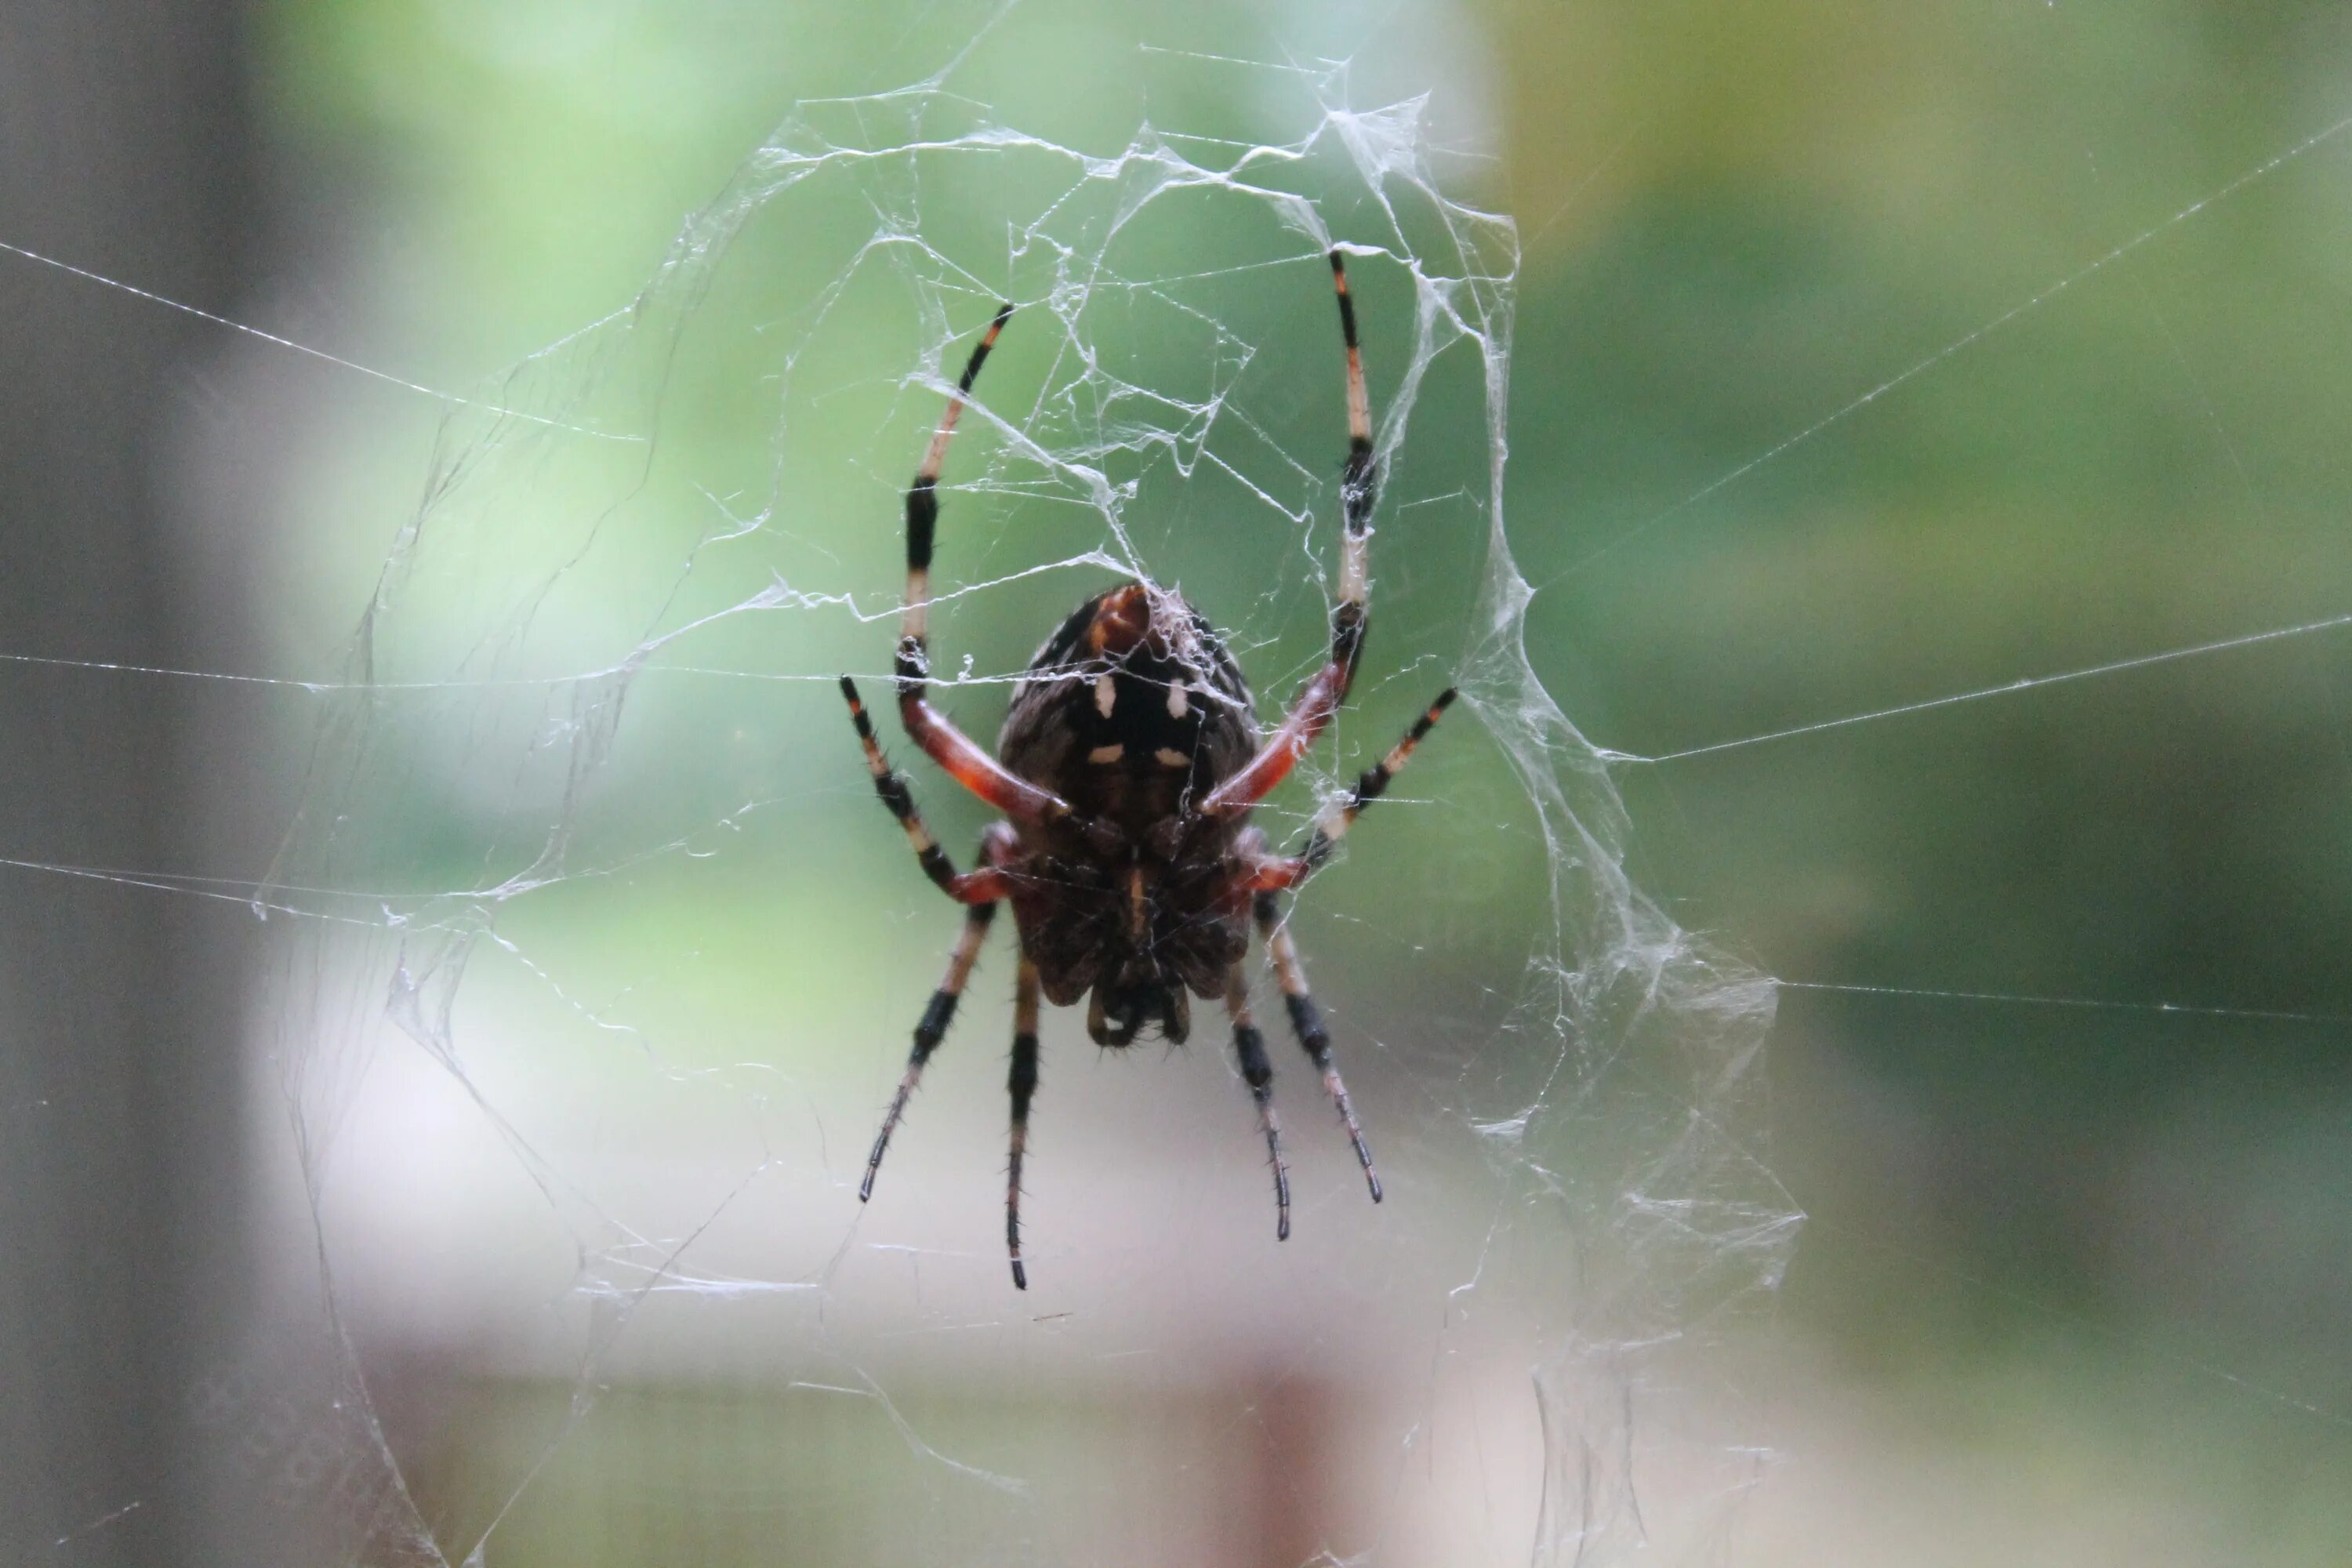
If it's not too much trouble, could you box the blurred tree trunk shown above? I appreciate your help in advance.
[0,4,257,1564]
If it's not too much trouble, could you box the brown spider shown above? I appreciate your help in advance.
[840,252,1454,1287]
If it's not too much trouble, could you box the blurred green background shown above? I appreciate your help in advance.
[119,0,2352,1561]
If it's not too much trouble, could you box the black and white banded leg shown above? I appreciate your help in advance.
[887,304,1077,826]
[1225,962,1292,1240]
[861,896,997,1203]
[1006,957,1041,1288]
[1246,687,1457,893]
[900,301,1012,693]
[1253,892,1381,1203]
[839,677,1017,905]
[1200,249,1382,817]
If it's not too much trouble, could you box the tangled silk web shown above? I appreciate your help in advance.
[243,56,1799,1568]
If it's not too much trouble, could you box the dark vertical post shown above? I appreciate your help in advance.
[0,4,256,1564]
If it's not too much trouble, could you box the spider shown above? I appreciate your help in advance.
[840,251,1455,1287]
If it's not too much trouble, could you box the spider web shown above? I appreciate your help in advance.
[13,2,2352,1565]
[194,18,1795,1568]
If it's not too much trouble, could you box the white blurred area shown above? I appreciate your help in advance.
[289,956,2326,1567]
[300,943,1559,1564]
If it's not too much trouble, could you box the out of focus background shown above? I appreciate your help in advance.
[5,2,2350,1564]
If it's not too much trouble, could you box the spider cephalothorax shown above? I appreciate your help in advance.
[840,252,1455,1287]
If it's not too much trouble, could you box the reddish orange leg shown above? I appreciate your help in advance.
[883,303,1075,826]
[896,691,1071,826]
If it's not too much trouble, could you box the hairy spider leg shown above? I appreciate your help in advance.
[861,889,1000,1202]
[890,303,1073,826]
[1205,250,1381,817]
[1006,957,1042,1288]
[839,677,1014,904]
[1253,891,1382,1203]
[1243,687,1459,892]
[1225,963,1292,1240]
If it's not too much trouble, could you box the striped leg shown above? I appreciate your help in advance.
[860,890,999,1203]
[1006,958,1042,1288]
[1204,249,1381,817]
[1254,893,1381,1203]
[1243,687,1457,892]
[1226,963,1293,1240]
[840,677,1013,903]
[900,302,1014,688]
[890,304,1073,826]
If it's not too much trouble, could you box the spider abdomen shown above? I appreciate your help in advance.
[999,583,1256,827]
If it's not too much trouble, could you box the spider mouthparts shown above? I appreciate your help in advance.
[1088,975,1190,1047]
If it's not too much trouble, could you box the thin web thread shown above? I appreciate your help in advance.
[1610,610,2352,764]
[0,238,643,441]
[1779,980,2352,1029]
[1554,107,2352,579]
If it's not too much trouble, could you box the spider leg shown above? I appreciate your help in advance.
[891,303,1075,826]
[1240,687,1457,892]
[840,677,1013,903]
[1005,956,1042,1289]
[1205,250,1380,817]
[1224,962,1292,1241]
[860,893,999,1202]
[1253,892,1382,1203]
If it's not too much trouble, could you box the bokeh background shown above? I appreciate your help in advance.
[5,2,2350,1565]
